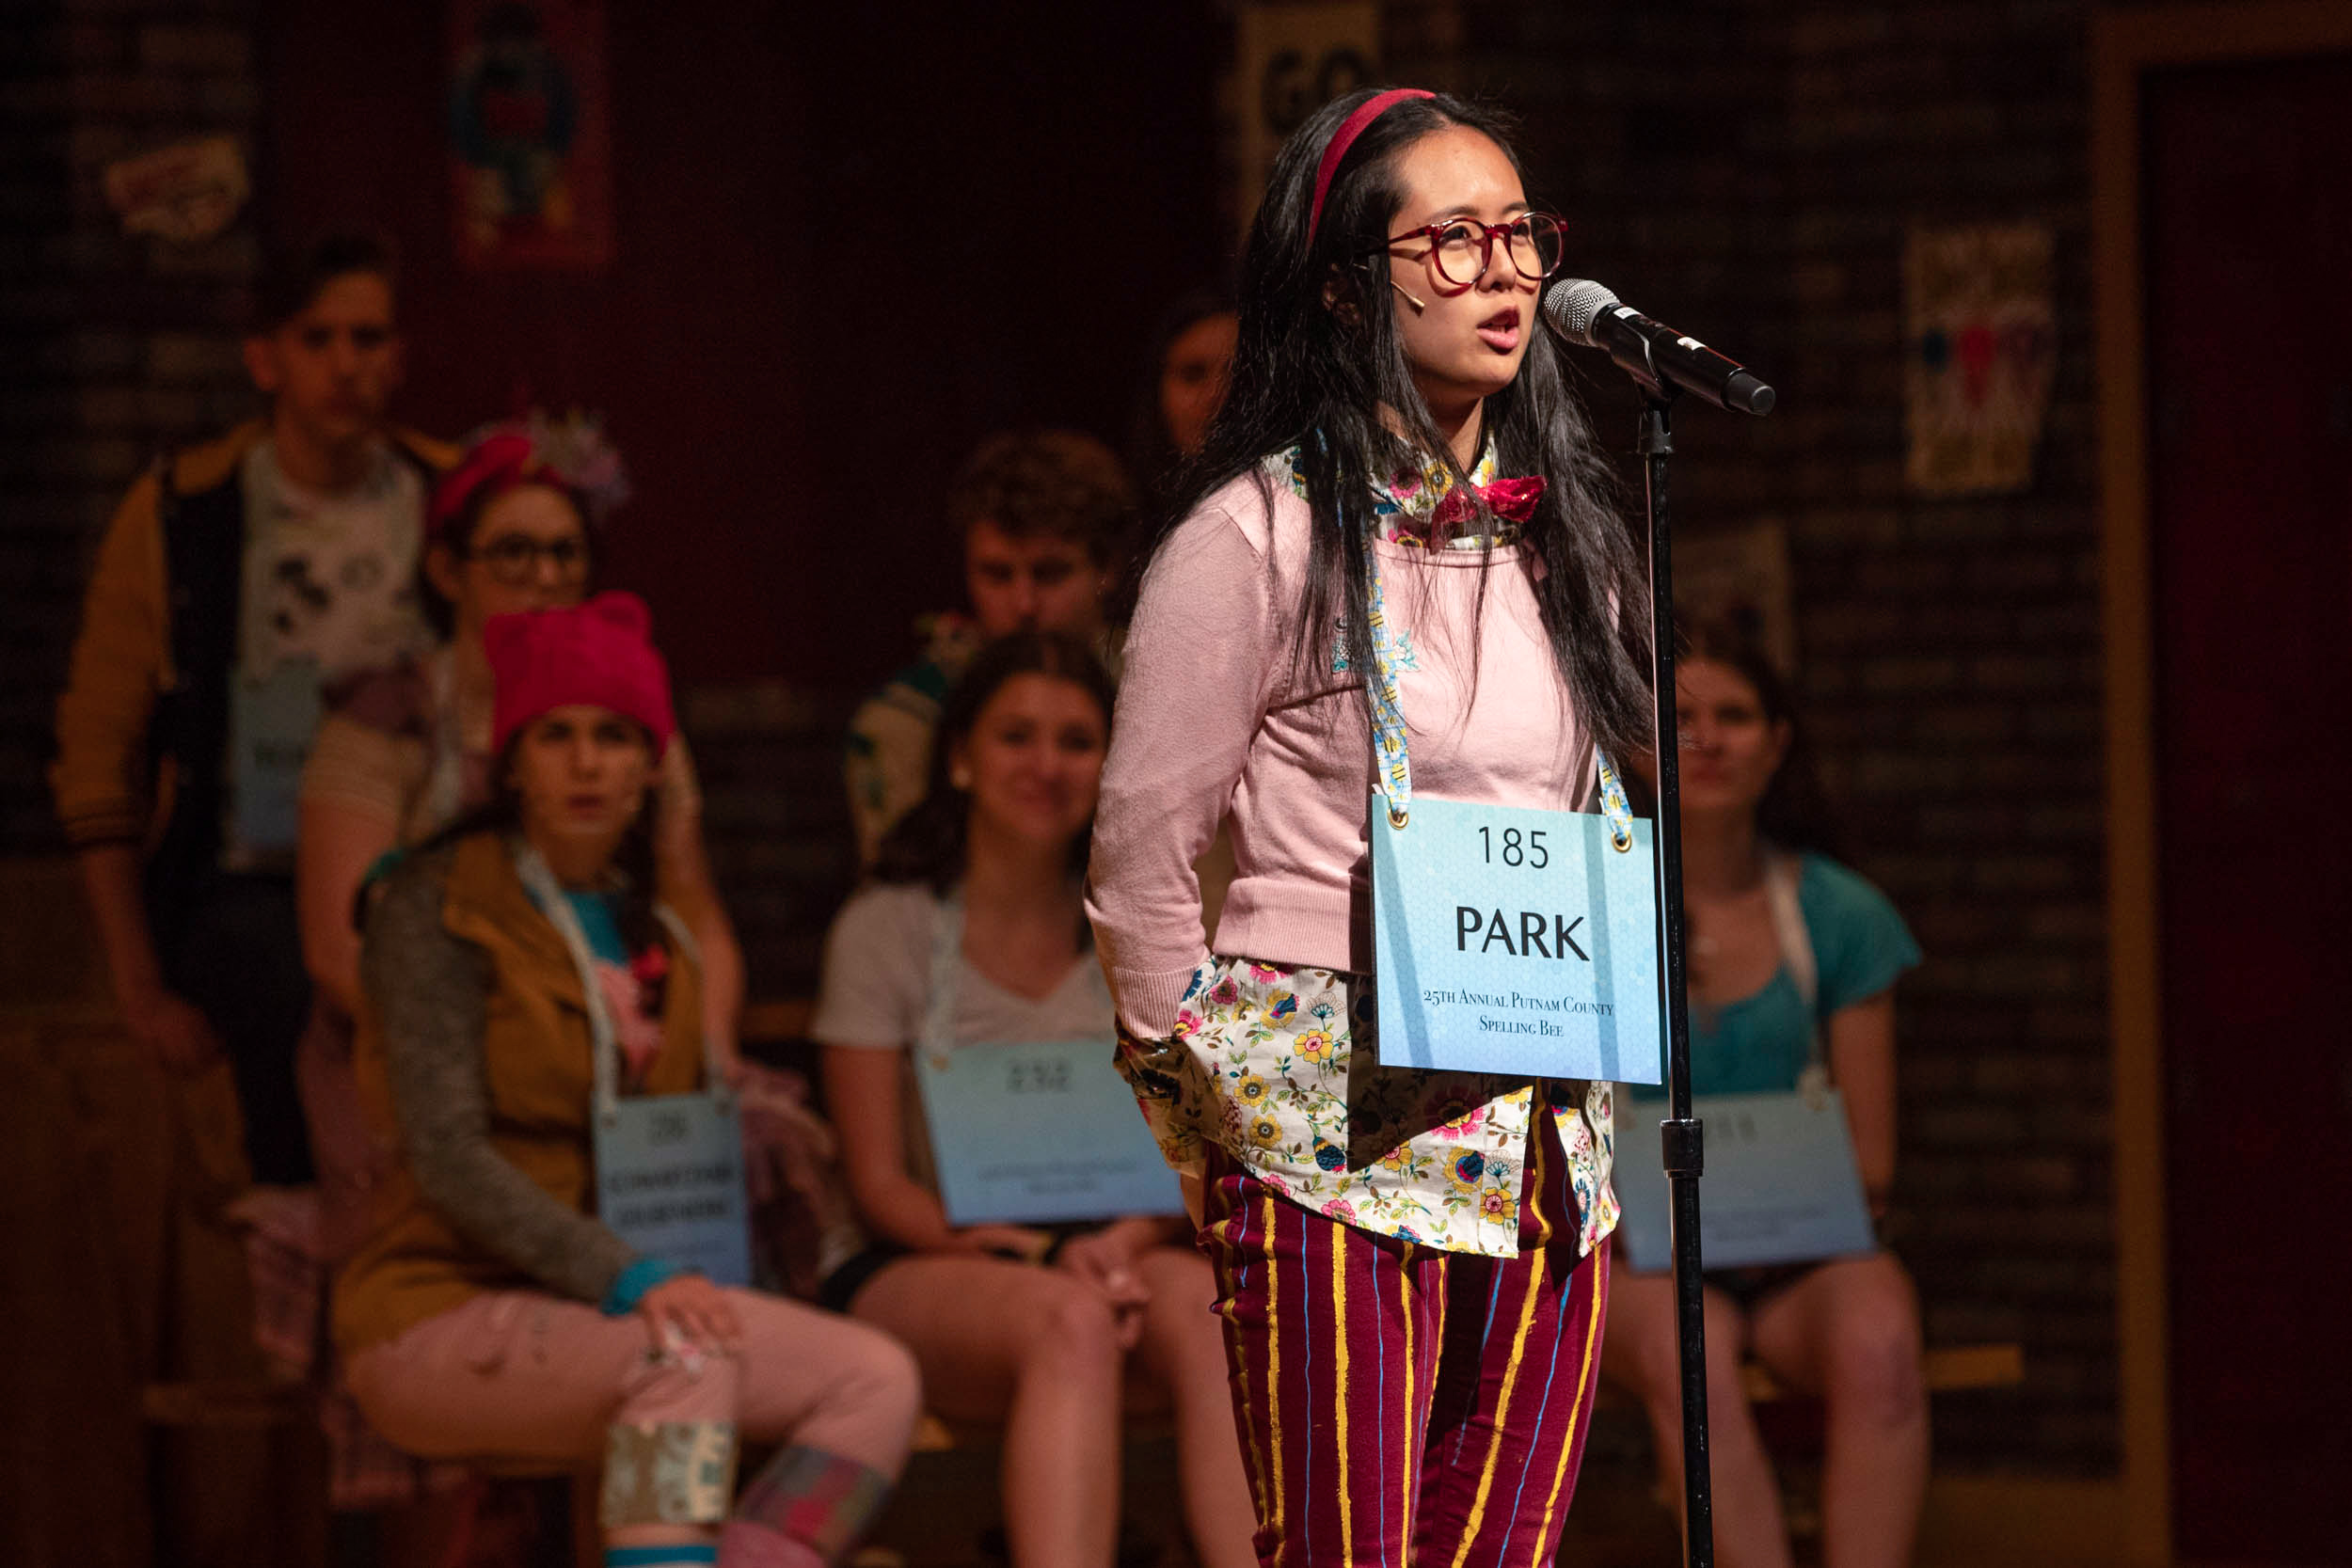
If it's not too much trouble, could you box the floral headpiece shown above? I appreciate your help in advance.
[427,409,632,540]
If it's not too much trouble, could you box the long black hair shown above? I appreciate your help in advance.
[872,631,1117,898]
[1137,88,1652,764]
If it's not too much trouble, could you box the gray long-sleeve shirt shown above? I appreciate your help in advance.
[362,849,636,1305]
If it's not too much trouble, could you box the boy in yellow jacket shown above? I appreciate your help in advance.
[53,232,454,1184]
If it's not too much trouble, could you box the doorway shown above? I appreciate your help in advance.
[2132,37,2352,1568]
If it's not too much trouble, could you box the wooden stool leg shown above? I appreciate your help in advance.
[569,1472,601,1568]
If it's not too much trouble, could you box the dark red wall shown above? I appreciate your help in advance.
[262,2,1220,686]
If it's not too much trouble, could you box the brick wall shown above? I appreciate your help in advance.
[1388,0,2118,1476]
[1,0,262,851]
[684,683,863,1003]
[1772,2,2112,1475]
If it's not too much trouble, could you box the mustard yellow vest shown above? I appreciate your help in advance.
[333,832,705,1354]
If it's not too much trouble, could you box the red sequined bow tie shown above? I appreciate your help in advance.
[1422,474,1549,533]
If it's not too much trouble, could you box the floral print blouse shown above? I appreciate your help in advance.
[1116,957,1617,1259]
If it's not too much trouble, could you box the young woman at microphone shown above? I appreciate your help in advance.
[1088,87,1653,1568]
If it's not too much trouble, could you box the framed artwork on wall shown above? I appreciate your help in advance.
[1904,223,2057,496]
[447,0,615,270]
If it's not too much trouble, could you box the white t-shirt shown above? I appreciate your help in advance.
[813,882,1111,1051]
[222,436,430,868]
[811,881,1113,1196]
[238,436,430,684]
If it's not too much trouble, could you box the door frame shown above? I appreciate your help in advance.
[2092,6,2352,1560]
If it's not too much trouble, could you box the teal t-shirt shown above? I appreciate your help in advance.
[561,887,631,966]
[518,875,631,965]
[1633,853,1920,1098]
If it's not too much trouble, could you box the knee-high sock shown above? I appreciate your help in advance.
[719,1446,894,1568]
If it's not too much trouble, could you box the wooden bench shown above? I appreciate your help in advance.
[141,1378,313,1429]
[743,997,2031,1427]
[911,1412,1174,1456]
[740,998,818,1043]
[1745,1340,2024,1403]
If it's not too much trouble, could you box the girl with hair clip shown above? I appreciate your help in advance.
[1604,616,1925,1568]
[814,631,1256,1568]
[1088,87,1655,1568]
[336,593,919,1568]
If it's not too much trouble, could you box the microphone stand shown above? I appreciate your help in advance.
[1550,291,1771,1567]
[1635,387,1715,1568]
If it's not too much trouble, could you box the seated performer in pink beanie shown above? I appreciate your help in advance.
[335,591,920,1568]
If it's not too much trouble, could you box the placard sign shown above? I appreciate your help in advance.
[1234,2,1377,237]
[916,1038,1184,1227]
[229,658,323,860]
[595,1092,754,1287]
[1372,796,1662,1081]
[1613,1090,1877,1273]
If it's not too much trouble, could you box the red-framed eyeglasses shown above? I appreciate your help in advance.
[1372,212,1566,287]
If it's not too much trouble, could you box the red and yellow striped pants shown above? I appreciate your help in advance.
[1199,1106,1610,1568]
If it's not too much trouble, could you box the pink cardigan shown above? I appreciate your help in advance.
[1088,464,1597,1039]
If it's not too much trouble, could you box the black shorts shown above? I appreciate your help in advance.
[1708,1261,1820,1313]
[815,1219,1116,1314]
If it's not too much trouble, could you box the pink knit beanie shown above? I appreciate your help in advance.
[485,591,675,760]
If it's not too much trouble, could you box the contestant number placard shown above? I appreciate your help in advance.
[1372,795,1661,1081]
[915,1037,1185,1227]
[1613,1090,1877,1272]
[596,1092,754,1288]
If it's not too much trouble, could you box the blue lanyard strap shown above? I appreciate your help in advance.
[1364,549,1415,828]
[1597,752,1635,851]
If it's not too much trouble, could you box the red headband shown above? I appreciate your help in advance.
[427,432,555,541]
[1307,87,1436,245]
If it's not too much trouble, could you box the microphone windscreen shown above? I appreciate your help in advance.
[1542,278,1620,346]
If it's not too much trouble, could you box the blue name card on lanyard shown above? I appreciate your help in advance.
[229,657,323,860]
[1612,1089,1876,1272]
[517,846,753,1288]
[1372,795,1663,1080]
[1359,544,1663,1081]
[911,896,1184,1227]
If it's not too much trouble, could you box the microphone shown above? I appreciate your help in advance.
[1542,279,1775,416]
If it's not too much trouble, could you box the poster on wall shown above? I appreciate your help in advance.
[1904,223,2056,496]
[447,0,614,270]
[103,136,248,244]
[1233,2,1378,237]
